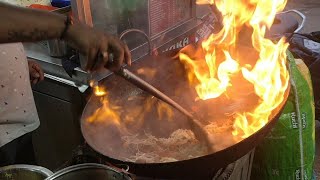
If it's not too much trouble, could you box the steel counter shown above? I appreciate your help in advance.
[25,42,87,170]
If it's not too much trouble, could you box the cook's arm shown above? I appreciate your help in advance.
[0,3,66,42]
[0,2,131,71]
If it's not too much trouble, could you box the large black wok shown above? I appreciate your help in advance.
[80,50,290,179]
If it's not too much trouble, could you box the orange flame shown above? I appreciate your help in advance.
[88,84,173,129]
[196,0,214,5]
[90,81,107,97]
[87,83,121,126]
[86,96,121,126]
[182,0,289,139]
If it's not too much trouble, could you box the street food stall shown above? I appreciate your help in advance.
[0,0,317,180]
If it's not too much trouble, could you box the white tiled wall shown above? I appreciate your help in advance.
[0,0,51,7]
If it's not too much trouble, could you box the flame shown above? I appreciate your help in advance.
[90,81,107,97]
[86,83,121,126]
[182,0,289,139]
[196,0,214,5]
[87,84,173,129]
[87,96,121,126]
[137,68,157,78]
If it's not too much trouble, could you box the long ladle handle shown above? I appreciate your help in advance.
[116,68,194,119]
[93,54,213,151]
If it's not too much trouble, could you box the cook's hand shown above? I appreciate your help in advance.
[63,23,131,72]
[28,60,44,85]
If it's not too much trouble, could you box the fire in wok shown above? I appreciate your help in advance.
[82,0,290,165]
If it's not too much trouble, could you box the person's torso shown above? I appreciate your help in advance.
[0,43,39,147]
[0,0,50,7]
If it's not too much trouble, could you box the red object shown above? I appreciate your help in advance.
[29,4,57,11]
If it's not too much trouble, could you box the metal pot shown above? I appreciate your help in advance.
[0,165,53,180]
[45,163,132,180]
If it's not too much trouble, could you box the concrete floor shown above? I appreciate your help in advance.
[286,0,320,178]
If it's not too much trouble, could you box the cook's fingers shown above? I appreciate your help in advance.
[39,72,44,81]
[122,42,131,66]
[32,63,40,71]
[86,48,97,72]
[108,39,124,71]
[31,70,40,78]
[92,43,109,72]
[36,65,45,81]
[32,78,38,85]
